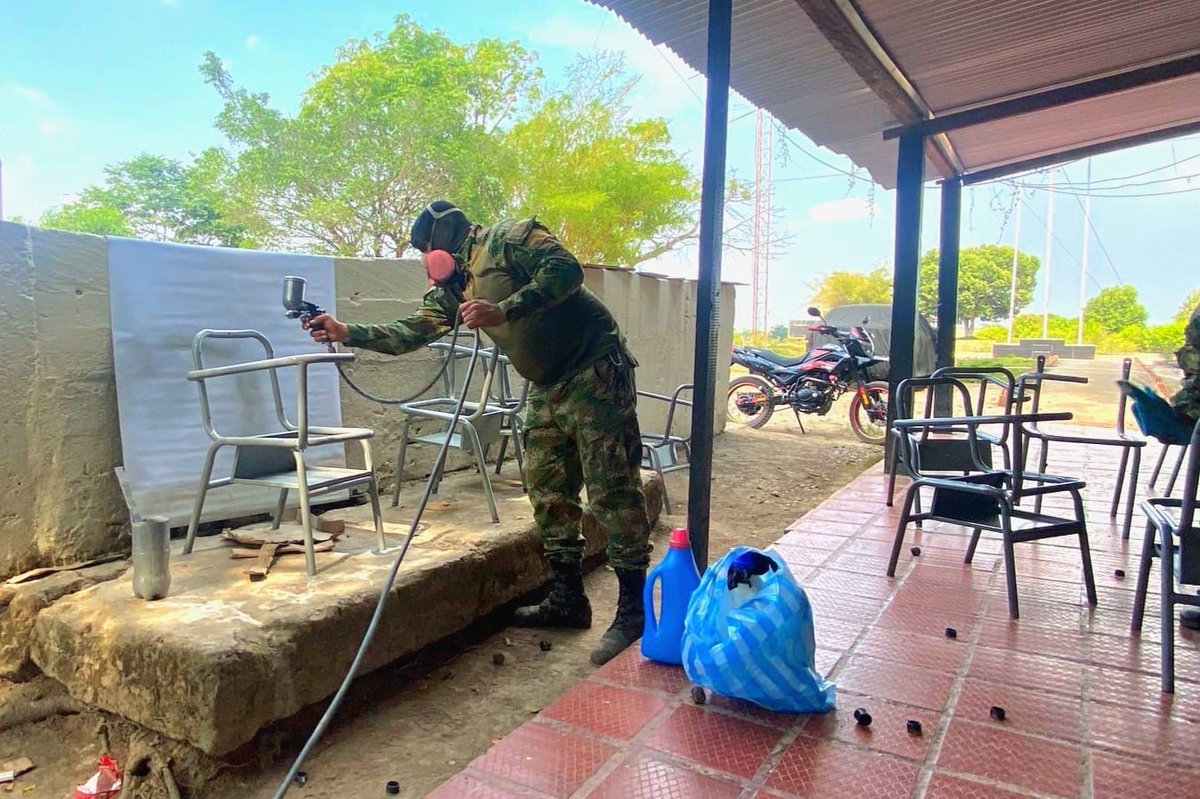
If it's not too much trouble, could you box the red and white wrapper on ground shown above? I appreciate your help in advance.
[75,756,122,798]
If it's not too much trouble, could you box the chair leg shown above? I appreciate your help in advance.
[392,418,411,508]
[367,477,387,554]
[1131,518,1157,633]
[964,527,983,564]
[494,435,509,475]
[463,424,500,523]
[1111,446,1130,518]
[272,488,288,530]
[886,457,897,508]
[1033,441,1050,515]
[1000,510,1020,620]
[1149,445,1168,487]
[886,485,919,577]
[183,444,221,556]
[1073,490,1097,608]
[1120,447,1141,540]
[293,453,317,576]
[1160,528,1175,694]
[1165,445,1186,497]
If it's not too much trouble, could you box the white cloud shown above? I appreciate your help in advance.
[37,118,67,136]
[809,197,872,224]
[246,34,259,49]
[9,83,53,108]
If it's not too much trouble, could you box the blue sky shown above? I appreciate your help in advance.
[3,0,1197,327]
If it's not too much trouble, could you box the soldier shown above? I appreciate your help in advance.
[1172,300,1200,427]
[305,200,652,665]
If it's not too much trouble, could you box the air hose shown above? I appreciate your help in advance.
[273,310,481,798]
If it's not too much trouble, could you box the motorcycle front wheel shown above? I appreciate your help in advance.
[848,380,889,444]
[726,375,775,429]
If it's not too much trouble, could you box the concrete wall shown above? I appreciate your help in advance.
[0,221,735,576]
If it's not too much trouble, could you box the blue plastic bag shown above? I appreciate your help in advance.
[681,546,836,714]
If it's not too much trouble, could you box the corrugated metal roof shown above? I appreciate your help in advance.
[590,0,1200,188]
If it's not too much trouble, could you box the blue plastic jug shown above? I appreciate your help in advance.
[642,528,703,665]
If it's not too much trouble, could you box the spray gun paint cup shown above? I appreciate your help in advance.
[131,516,171,601]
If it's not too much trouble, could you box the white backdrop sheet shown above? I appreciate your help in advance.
[108,238,344,526]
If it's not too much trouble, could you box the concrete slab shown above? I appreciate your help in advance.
[29,470,663,755]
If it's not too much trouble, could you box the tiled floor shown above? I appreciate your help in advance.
[429,436,1199,798]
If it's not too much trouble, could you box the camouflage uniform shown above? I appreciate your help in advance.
[346,217,652,572]
[1172,302,1200,426]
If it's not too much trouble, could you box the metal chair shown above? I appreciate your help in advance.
[1017,356,1146,540]
[886,396,1096,620]
[391,339,510,522]
[930,365,1018,469]
[637,384,693,514]
[183,330,386,576]
[1131,416,1200,693]
[887,375,994,510]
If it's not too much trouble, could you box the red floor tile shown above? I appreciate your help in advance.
[471,722,616,799]
[802,569,896,600]
[1087,631,1163,675]
[977,616,1090,662]
[582,749,744,799]
[875,601,978,639]
[953,678,1084,743]
[1087,701,1200,769]
[770,543,834,569]
[765,737,920,798]
[1088,665,1200,721]
[424,773,536,798]
[538,680,667,741]
[804,588,884,622]
[835,655,956,711]
[967,647,1086,698]
[905,563,996,589]
[1091,751,1200,798]
[701,690,802,728]
[855,628,969,674]
[937,719,1082,798]
[924,773,1034,799]
[594,647,691,696]
[777,530,852,550]
[821,551,895,576]
[813,617,866,651]
[801,692,938,761]
[644,705,783,779]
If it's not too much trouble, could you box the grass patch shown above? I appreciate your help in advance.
[954,355,1035,372]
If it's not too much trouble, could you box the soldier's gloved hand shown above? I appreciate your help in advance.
[304,314,350,345]
[461,300,505,330]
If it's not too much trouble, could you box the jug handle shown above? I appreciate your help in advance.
[643,571,663,638]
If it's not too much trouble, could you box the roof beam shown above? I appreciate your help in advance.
[793,0,964,177]
[885,52,1200,141]
[961,118,1200,185]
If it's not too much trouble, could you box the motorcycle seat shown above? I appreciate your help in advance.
[746,347,808,367]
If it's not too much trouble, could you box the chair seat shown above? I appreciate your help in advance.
[231,465,376,491]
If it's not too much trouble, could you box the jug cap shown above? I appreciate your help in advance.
[669,528,691,549]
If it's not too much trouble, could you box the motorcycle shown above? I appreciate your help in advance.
[727,306,890,444]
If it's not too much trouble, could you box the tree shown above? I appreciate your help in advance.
[809,267,892,310]
[1085,285,1147,334]
[769,324,788,340]
[498,52,701,266]
[40,203,133,237]
[918,245,1040,336]
[1174,287,1200,325]
[200,16,539,257]
[37,153,250,246]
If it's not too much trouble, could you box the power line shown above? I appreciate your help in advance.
[1016,191,1105,293]
[1040,152,1200,187]
[779,130,865,180]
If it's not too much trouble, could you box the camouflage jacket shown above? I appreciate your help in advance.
[346,217,629,386]
[1172,303,1200,426]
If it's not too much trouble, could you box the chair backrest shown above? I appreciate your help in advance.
[1178,417,1200,584]
[192,329,291,440]
[893,376,987,473]
[930,365,1017,443]
[637,384,693,444]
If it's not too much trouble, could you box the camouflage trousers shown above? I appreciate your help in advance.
[523,351,652,572]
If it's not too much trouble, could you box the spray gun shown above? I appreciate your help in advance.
[282,276,335,353]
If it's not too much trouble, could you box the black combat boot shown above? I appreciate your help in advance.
[512,561,592,629]
[590,569,646,666]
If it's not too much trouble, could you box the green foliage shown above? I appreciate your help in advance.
[499,52,700,266]
[39,203,133,237]
[919,245,1040,336]
[37,152,250,246]
[769,324,789,341]
[973,326,1008,342]
[197,18,707,262]
[809,267,892,310]
[972,315,1184,356]
[1174,288,1200,325]
[1085,286,1147,334]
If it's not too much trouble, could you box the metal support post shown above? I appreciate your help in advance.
[686,0,732,570]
